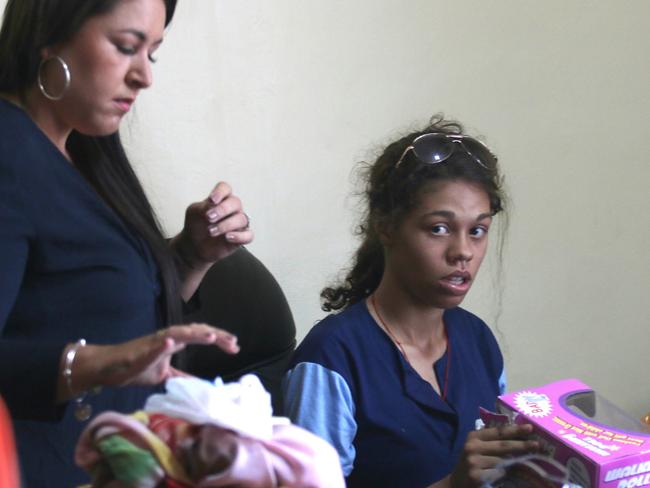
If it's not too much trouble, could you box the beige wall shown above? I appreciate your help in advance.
[4,1,649,417]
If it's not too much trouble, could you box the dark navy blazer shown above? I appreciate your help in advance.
[0,99,164,486]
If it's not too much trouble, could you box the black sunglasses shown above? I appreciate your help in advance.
[395,133,495,169]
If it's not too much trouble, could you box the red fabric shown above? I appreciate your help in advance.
[0,397,19,488]
[164,479,190,488]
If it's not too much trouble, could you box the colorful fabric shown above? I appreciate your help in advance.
[76,411,193,487]
[93,435,163,488]
[76,376,345,487]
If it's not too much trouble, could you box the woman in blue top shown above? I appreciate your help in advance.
[0,1,252,485]
[283,116,538,487]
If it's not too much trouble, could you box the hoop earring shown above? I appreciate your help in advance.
[37,56,71,101]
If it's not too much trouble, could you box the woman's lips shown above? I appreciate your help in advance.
[114,98,133,113]
[438,271,472,295]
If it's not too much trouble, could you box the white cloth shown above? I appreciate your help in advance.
[145,375,289,441]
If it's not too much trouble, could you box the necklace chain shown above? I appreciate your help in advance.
[370,294,451,401]
[371,294,410,363]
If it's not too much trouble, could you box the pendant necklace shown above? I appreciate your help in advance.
[370,294,451,401]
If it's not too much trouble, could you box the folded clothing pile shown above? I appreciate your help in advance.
[75,375,344,488]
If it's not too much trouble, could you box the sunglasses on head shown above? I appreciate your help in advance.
[395,132,495,169]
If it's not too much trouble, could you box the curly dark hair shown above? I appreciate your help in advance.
[321,114,508,311]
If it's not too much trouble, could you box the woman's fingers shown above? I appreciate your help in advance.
[473,438,538,457]
[474,424,534,441]
[208,181,232,206]
[200,184,253,245]
[178,181,253,266]
[452,425,540,488]
[213,330,240,354]
[205,181,239,224]
[206,195,241,224]
[466,424,540,457]
[168,366,194,378]
[207,211,249,237]
[163,323,240,354]
[477,467,507,485]
[97,323,238,387]
[186,182,239,228]
[222,228,254,246]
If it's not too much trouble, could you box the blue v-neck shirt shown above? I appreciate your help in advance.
[0,99,164,486]
[283,300,505,488]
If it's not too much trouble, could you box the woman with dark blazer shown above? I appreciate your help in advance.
[0,1,252,485]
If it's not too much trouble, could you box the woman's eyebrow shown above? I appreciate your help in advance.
[117,28,163,45]
[422,210,455,219]
[421,210,493,222]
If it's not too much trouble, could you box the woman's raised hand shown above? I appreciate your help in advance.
[449,424,540,488]
[174,181,254,269]
[60,324,239,401]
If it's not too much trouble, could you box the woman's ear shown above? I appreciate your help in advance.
[39,47,52,60]
[40,43,63,60]
[375,220,393,248]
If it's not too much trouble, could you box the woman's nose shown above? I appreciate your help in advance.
[447,234,473,265]
[126,55,153,90]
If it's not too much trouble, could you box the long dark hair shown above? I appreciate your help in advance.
[0,0,182,324]
[321,115,508,311]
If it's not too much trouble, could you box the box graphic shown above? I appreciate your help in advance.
[497,379,650,488]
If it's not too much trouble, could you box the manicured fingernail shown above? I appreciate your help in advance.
[207,210,218,222]
[225,233,235,241]
[222,335,237,345]
[209,225,220,236]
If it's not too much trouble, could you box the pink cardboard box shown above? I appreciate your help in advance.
[497,379,650,488]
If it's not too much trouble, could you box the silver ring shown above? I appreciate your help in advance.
[243,212,251,230]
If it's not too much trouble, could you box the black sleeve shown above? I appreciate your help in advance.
[178,247,296,413]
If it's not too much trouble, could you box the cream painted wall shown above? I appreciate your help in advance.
[4,1,649,416]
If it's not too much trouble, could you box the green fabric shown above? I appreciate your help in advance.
[94,435,162,487]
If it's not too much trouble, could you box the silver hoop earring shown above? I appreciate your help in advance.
[37,56,71,101]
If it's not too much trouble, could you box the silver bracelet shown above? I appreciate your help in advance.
[62,339,93,421]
